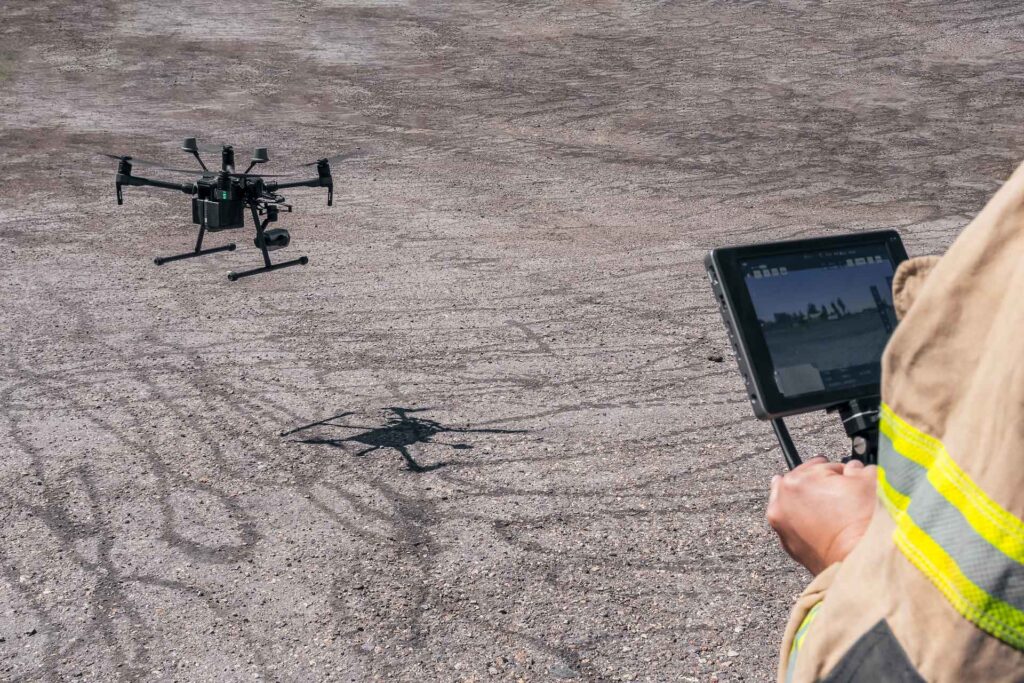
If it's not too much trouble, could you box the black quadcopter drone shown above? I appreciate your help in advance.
[108,138,356,280]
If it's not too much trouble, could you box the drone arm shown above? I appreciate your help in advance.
[121,174,195,192]
[115,172,196,205]
[265,161,334,205]
[265,177,319,190]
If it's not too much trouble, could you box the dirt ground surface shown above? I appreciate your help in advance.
[2,1,1023,681]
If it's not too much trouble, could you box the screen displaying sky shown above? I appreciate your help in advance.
[744,260,894,323]
[738,244,898,397]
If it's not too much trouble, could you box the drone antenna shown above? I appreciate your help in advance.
[243,147,269,175]
[222,145,235,173]
[181,138,208,171]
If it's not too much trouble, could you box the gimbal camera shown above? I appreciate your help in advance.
[108,138,347,280]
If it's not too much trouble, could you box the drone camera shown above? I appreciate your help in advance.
[257,228,290,251]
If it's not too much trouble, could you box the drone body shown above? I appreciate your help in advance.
[111,139,337,280]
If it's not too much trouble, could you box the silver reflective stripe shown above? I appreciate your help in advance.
[785,601,821,683]
[877,419,1024,649]
[878,433,1024,614]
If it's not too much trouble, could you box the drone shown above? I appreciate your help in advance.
[108,138,355,280]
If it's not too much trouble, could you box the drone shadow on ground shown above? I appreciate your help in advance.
[281,407,526,472]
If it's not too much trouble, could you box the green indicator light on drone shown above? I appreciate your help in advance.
[221,191,229,199]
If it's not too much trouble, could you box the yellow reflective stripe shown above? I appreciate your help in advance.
[881,404,1024,564]
[879,405,938,469]
[786,601,822,683]
[877,465,910,517]
[889,497,1024,650]
[794,601,822,650]
[930,455,1024,564]
[879,404,1024,650]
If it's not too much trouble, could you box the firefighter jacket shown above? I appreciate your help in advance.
[778,162,1024,682]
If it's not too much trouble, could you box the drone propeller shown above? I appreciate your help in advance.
[156,166,218,175]
[296,149,368,167]
[156,167,295,178]
[193,142,277,159]
[99,152,194,170]
[102,154,296,178]
[99,152,214,174]
[195,141,238,154]
[194,143,367,168]
[228,171,295,178]
[188,142,301,176]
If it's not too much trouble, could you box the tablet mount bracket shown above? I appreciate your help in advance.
[770,396,880,470]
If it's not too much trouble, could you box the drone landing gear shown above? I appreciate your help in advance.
[770,397,880,470]
[226,206,308,281]
[227,254,309,281]
[154,225,235,266]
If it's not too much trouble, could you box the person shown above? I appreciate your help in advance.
[766,164,1024,682]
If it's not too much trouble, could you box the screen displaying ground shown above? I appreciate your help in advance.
[741,245,897,398]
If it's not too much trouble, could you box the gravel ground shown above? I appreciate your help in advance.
[2,1,1023,681]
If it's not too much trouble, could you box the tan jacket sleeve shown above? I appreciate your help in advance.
[777,563,841,681]
[891,255,941,321]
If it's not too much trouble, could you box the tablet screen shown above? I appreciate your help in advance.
[739,245,897,398]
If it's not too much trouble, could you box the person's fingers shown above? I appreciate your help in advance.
[808,460,844,477]
[768,474,780,506]
[856,464,879,481]
[844,459,865,475]
[791,456,828,474]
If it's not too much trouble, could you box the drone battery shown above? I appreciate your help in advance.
[256,228,290,251]
[192,197,244,230]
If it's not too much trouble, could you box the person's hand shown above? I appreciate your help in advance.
[766,457,877,575]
